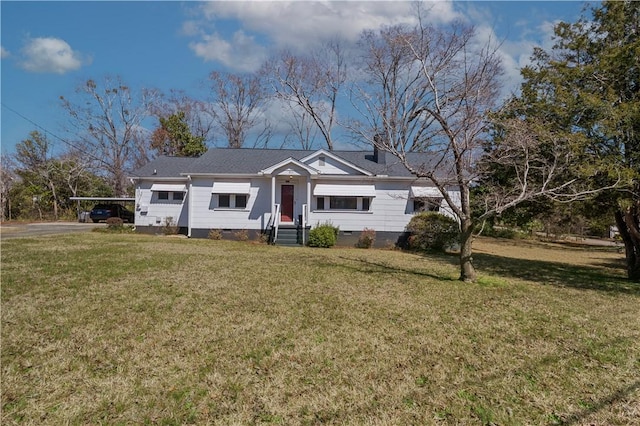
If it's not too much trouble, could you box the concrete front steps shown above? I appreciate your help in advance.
[274,226,302,246]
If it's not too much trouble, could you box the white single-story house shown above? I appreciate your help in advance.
[130,147,461,247]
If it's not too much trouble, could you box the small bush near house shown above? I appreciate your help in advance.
[308,222,339,248]
[257,232,270,244]
[406,212,459,252]
[234,229,249,241]
[162,217,179,235]
[356,228,376,249]
[93,217,134,234]
[106,217,124,230]
[208,229,223,240]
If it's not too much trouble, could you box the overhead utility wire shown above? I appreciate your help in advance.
[1,102,103,164]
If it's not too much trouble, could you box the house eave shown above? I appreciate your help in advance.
[131,176,190,181]
[180,173,262,178]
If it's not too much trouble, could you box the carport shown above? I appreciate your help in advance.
[69,197,135,222]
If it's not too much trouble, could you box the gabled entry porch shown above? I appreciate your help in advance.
[261,158,316,246]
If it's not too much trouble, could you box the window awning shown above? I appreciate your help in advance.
[313,183,376,197]
[150,183,187,192]
[211,182,251,194]
[410,186,442,198]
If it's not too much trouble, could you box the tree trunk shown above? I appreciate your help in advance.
[459,219,477,282]
[50,181,59,221]
[615,209,640,282]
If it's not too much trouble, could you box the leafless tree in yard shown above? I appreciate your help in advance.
[349,15,502,282]
[262,40,347,150]
[349,6,618,282]
[60,76,159,196]
[0,154,16,221]
[58,149,93,201]
[206,71,267,148]
[478,117,620,218]
[283,109,320,150]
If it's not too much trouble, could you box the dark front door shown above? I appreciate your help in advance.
[281,185,294,222]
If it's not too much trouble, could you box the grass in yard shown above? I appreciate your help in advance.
[2,234,639,425]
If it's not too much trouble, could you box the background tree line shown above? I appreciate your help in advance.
[1,0,637,281]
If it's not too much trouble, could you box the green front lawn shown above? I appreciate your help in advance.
[2,234,638,425]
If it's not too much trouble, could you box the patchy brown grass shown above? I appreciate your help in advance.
[2,234,639,425]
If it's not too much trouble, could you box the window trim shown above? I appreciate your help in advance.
[215,193,250,210]
[315,196,372,212]
[156,191,185,202]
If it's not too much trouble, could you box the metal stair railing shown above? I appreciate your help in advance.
[271,204,281,244]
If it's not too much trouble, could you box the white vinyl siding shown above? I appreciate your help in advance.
[137,176,461,234]
[309,181,459,233]
[190,178,270,230]
[136,181,188,227]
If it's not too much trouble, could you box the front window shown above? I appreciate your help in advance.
[173,191,184,201]
[158,191,169,200]
[219,194,231,208]
[362,197,371,211]
[236,194,247,209]
[414,198,442,213]
[330,197,357,210]
[217,194,248,209]
[316,196,371,211]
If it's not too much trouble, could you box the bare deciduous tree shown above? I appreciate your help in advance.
[60,76,159,195]
[283,110,319,150]
[58,149,95,200]
[263,40,347,150]
[206,71,267,149]
[0,154,17,221]
[479,117,620,214]
[349,8,617,282]
[350,16,502,282]
[15,131,57,219]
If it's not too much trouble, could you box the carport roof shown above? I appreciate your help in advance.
[70,197,135,202]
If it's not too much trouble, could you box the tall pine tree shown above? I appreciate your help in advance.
[512,1,639,280]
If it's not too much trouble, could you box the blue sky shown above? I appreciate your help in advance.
[1,1,590,156]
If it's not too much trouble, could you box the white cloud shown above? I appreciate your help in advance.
[189,30,267,72]
[184,0,567,99]
[185,1,461,71]
[19,37,88,74]
[1,46,9,59]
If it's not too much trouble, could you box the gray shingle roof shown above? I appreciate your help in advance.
[130,148,449,179]
[130,156,197,178]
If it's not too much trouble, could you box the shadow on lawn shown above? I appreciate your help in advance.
[557,380,640,426]
[471,252,639,295]
[336,255,458,283]
[339,251,639,296]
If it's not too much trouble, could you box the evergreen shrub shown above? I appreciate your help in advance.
[406,212,459,252]
[308,222,339,248]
